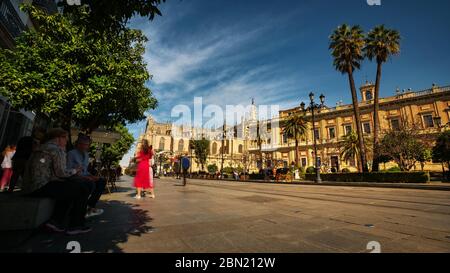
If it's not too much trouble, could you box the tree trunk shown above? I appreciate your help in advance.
[372,62,382,172]
[347,66,368,173]
[295,139,299,167]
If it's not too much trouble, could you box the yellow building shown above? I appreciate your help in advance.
[135,83,450,173]
[250,82,450,172]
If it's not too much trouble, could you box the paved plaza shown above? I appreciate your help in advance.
[6,176,450,253]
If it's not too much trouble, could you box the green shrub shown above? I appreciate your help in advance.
[222,167,234,174]
[387,166,401,173]
[306,166,316,174]
[249,173,264,180]
[305,172,430,183]
[207,164,218,174]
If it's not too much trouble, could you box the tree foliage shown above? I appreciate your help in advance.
[60,0,166,33]
[432,130,450,170]
[0,5,157,135]
[191,138,210,171]
[97,124,135,168]
[378,123,426,171]
[364,25,401,172]
[282,112,308,167]
[339,131,372,168]
[329,24,368,172]
[207,164,218,174]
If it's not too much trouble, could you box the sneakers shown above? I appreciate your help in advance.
[44,221,65,233]
[66,226,93,236]
[134,194,142,200]
[86,208,104,218]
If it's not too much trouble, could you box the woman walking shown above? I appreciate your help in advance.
[133,140,153,199]
[1,145,16,191]
[145,145,155,198]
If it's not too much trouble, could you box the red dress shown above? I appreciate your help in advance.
[134,151,152,189]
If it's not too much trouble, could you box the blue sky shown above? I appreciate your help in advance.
[120,0,450,166]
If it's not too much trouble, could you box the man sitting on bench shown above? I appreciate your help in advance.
[67,135,106,218]
[22,128,92,235]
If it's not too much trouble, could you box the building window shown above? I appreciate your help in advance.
[238,144,243,154]
[348,156,356,167]
[159,137,165,151]
[313,129,320,140]
[422,114,434,128]
[301,158,307,167]
[363,122,371,134]
[178,139,184,152]
[212,142,218,155]
[390,119,400,131]
[282,132,289,144]
[365,91,373,100]
[344,124,353,135]
[328,127,336,139]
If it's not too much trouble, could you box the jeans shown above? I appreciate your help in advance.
[79,177,107,209]
[29,177,90,228]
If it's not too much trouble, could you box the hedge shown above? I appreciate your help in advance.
[305,172,430,184]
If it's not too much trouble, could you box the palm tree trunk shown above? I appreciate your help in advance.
[295,139,299,167]
[347,66,368,173]
[372,61,382,172]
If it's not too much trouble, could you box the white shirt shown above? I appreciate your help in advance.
[1,151,15,169]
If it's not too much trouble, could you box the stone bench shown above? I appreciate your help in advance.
[0,194,55,231]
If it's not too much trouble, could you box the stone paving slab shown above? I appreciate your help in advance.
[2,176,450,253]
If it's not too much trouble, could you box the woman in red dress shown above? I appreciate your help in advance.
[133,140,153,199]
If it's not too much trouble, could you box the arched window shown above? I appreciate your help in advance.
[238,144,243,154]
[178,139,184,152]
[365,91,373,100]
[212,142,218,155]
[159,137,165,151]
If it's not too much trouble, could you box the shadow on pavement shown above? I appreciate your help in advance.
[1,199,154,253]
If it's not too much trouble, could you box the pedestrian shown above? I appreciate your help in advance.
[67,135,106,218]
[22,128,92,235]
[133,140,153,199]
[1,145,16,191]
[144,145,156,199]
[181,154,190,186]
[174,158,181,179]
[8,137,34,192]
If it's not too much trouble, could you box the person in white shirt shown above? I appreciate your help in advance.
[1,145,16,191]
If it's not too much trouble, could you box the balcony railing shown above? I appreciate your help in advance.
[0,0,26,39]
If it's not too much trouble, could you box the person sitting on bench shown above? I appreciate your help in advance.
[22,128,92,235]
[67,135,106,218]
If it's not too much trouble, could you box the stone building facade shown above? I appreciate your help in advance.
[135,83,450,173]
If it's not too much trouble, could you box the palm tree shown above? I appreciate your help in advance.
[364,25,401,172]
[329,24,368,172]
[340,131,372,171]
[283,112,308,167]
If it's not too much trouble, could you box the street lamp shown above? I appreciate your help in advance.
[301,92,326,183]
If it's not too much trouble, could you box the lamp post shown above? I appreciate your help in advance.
[301,92,325,183]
